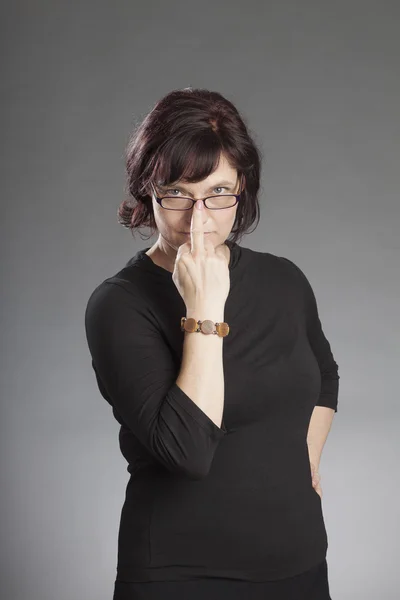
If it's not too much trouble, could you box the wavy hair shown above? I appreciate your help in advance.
[118,87,263,245]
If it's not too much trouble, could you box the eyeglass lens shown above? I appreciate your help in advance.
[160,195,237,210]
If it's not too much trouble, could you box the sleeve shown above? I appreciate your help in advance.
[84,280,227,480]
[280,257,340,412]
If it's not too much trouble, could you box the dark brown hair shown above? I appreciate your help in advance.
[118,87,263,245]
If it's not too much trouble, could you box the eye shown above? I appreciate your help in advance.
[163,186,228,196]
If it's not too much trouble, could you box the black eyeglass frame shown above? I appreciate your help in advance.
[149,174,244,211]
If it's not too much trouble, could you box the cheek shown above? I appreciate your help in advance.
[153,207,180,231]
[223,209,238,228]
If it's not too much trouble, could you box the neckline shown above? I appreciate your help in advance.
[134,240,242,279]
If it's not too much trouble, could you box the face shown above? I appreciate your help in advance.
[149,153,243,257]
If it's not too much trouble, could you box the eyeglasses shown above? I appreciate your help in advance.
[150,175,244,211]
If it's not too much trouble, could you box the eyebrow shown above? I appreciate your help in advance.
[159,180,237,193]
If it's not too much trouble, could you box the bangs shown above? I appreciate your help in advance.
[121,87,262,244]
[150,132,236,188]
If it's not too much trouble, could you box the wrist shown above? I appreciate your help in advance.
[186,308,225,322]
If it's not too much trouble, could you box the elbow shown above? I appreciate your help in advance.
[150,409,222,480]
[177,457,214,480]
[156,447,215,480]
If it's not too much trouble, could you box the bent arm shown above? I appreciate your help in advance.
[303,268,339,469]
[84,280,227,480]
[279,256,340,465]
[280,256,340,413]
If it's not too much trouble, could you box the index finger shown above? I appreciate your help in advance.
[190,200,205,254]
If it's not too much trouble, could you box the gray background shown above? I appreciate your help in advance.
[2,1,399,599]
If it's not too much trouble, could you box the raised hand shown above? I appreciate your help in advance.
[172,199,230,313]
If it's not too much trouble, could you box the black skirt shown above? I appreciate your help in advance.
[113,558,332,600]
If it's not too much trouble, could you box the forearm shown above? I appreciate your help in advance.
[306,406,335,469]
[176,304,225,429]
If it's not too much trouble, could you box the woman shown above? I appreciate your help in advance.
[84,87,340,600]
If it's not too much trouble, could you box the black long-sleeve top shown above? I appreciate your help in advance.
[84,241,340,583]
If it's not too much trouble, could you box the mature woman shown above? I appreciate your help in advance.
[84,87,340,600]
